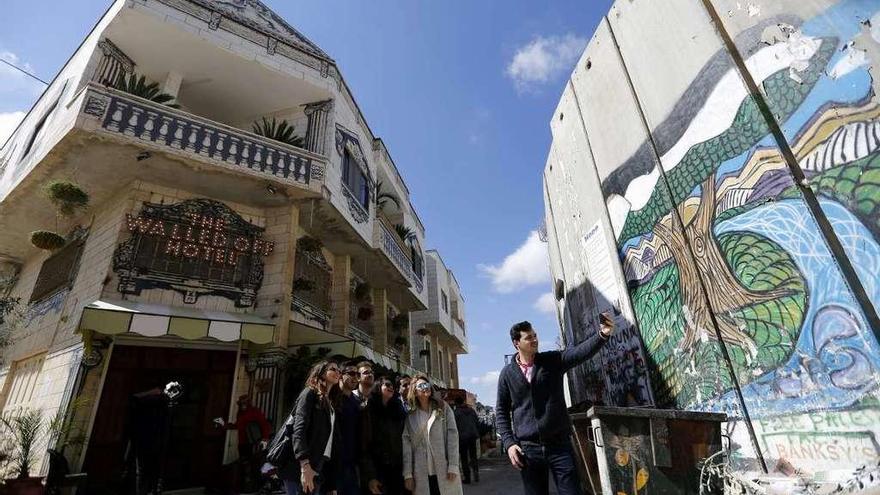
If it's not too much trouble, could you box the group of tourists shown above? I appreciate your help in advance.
[267,360,482,495]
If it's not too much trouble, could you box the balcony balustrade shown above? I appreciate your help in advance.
[78,84,326,190]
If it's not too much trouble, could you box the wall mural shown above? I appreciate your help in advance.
[597,0,880,474]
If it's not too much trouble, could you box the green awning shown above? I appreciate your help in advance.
[79,300,275,344]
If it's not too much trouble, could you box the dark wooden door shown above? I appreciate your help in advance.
[83,345,237,491]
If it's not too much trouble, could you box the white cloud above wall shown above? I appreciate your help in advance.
[0,111,25,145]
[534,292,556,315]
[479,230,550,293]
[505,34,586,93]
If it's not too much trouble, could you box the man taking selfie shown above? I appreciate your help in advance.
[496,314,614,495]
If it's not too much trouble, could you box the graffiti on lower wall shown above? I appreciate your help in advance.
[555,0,880,479]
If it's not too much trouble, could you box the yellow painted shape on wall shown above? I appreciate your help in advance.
[636,468,649,490]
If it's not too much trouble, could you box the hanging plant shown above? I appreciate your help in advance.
[43,180,90,216]
[357,305,374,321]
[393,335,408,348]
[297,236,322,253]
[252,117,304,148]
[292,278,315,293]
[30,231,66,251]
[392,313,409,333]
[354,282,371,303]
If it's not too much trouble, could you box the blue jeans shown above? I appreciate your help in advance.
[518,442,581,495]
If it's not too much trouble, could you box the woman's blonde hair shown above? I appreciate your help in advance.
[407,374,443,415]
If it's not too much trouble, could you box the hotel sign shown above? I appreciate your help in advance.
[113,199,271,307]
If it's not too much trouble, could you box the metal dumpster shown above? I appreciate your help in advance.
[571,406,726,495]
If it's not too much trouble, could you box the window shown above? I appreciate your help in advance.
[0,353,45,417]
[30,239,85,304]
[441,290,448,313]
[438,350,444,380]
[342,150,370,209]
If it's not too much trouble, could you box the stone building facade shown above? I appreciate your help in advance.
[0,0,467,489]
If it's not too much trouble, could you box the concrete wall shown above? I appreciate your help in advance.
[545,0,880,483]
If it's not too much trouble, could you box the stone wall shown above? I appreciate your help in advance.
[545,0,880,483]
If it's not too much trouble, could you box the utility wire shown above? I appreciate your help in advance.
[0,57,49,86]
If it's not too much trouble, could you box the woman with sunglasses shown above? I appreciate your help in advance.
[363,376,408,495]
[277,360,342,495]
[402,375,463,495]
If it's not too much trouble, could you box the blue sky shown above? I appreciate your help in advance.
[0,0,612,406]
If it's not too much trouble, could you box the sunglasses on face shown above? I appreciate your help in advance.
[415,382,432,392]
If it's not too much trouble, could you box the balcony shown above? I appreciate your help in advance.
[347,324,373,348]
[374,218,424,294]
[76,84,326,194]
[451,318,468,353]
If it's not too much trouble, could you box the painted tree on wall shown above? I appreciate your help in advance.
[617,38,836,405]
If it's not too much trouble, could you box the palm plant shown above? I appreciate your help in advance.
[0,401,89,480]
[111,73,180,108]
[394,224,416,244]
[374,181,400,211]
[1,410,45,479]
[252,117,305,147]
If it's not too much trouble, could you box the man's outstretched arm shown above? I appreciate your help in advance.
[560,314,614,371]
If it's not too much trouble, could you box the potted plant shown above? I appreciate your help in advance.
[391,314,409,333]
[357,305,374,321]
[43,181,89,217]
[393,335,408,348]
[296,236,322,253]
[394,224,415,244]
[252,117,304,147]
[292,278,315,293]
[0,402,88,495]
[354,282,371,303]
[29,231,66,251]
[111,72,180,108]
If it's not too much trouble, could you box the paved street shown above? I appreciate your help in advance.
[463,449,557,495]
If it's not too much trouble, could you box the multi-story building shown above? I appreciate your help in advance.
[410,250,468,389]
[0,0,466,490]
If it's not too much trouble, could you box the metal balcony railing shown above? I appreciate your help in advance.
[78,84,326,189]
[347,324,373,348]
[376,220,424,294]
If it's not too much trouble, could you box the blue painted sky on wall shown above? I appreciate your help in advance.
[0,0,613,405]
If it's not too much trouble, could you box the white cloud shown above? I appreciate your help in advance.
[506,34,586,92]
[469,370,501,387]
[1,51,41,93]
[479,231,550,293]
[0,111,26,145]
[534,292,557,315]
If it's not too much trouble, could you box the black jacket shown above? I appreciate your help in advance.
[454,405,480,442]
[278,388,338,490]
[361,393,407,482]
[496,332,606,451]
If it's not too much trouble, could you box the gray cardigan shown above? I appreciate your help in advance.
[495,333,606,452]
